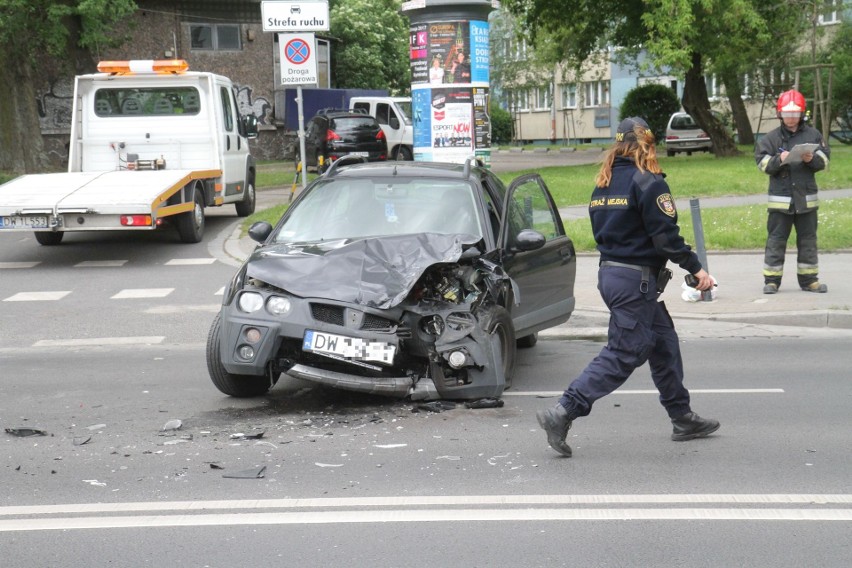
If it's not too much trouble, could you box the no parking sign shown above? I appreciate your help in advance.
[278,33,318,85]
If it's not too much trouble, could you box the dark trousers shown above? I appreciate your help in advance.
[763,210,819,287]
[559,265,692,420]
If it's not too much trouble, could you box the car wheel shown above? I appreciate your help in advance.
[206,313,273,397]
[176,187,205,243]
[234,180,256,217]
[478,305,516,390]
[396,146,413,161]
[34,231,64,246]
[666,149,675,157]
[517,332,538,349]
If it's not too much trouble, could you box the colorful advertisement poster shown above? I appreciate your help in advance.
[410,20,489,86]
[409,23,428,84]
[470,20,490,83]
[429,88,474,163]
[473,87,491,148]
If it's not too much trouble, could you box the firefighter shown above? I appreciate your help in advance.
[536,117,720,458]
[756,89,831,294]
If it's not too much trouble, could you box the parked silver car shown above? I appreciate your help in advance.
[665,112,713,157]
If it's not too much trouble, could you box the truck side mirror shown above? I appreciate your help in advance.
[242,115,259,139]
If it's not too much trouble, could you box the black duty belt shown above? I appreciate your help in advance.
[600,261,670,294]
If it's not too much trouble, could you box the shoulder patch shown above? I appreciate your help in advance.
[656,193,676,217]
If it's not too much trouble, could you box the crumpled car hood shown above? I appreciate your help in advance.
[246,233,481,309]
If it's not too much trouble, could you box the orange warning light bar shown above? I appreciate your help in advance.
[97,60,189,75]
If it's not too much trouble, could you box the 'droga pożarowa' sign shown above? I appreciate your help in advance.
[278,33,318,85]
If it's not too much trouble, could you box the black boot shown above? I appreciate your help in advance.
[671,412,720,441]
[536,404,573,457]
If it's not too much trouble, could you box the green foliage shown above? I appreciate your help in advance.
[619,84,680,141]
[490,103,513,145]
[329,0,410,93]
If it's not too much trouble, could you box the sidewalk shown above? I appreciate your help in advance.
[217,187,852,333]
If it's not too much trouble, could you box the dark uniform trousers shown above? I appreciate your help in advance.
[559,265,692,419]
[764,210,819,287]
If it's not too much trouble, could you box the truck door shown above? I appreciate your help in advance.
[217,82,249,201]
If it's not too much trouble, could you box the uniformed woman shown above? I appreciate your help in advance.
[537,116,720,457]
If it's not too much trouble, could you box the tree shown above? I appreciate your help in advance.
[0,0,137,173]
[328,0,410,93]
[500,0,808,158]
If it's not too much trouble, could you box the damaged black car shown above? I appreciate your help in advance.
[207,157,576,401]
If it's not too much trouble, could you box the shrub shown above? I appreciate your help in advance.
[490,103,513,145]
[620,84,681,142]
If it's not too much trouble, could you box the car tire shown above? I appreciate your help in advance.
[206,313,273,397]
[34,231,64,246]
[478,305,516,390]
[396,146,413,161]
[666,149,675,157]
[176,187,205,243]
[517,332,538,349]
[234,180,256,217]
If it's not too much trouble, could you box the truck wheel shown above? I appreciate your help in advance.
[34,232,64,246]
[395,146,413,161]
[477,305,516,390]
[235,181,256,217]
[517,332,538,348]
[176,190,205,243]
[206,313,273,397]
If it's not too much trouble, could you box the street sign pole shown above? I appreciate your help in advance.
[296,86,307,190]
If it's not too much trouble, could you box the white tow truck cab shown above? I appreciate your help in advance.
[349,96,413,161]
[0,59,258,245]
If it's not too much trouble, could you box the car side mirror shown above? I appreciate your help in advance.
[512,229,546,252]
[242,115,259,139]
[248,221,273,243]
[389,117,400,129]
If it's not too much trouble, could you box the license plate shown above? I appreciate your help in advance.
[0,215,49,229]
[348,152,369,157]
[303,330,395,364]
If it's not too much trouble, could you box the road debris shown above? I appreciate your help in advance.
[5,428,48,437]
[161,419,183,431]
[465,398,504,409]
[223,466,266,479]
[414,401,457,413]
[86,423,107,431]
[73,436,92,446]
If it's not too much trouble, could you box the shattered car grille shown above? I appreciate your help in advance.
[310,303,397,332]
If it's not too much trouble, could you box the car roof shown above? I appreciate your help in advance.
[324,160,485,182]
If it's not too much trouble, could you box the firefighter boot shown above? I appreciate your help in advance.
[801,281,828,293]
[671,412,720,441]
[537,404,573,457]
[763,283,779,294]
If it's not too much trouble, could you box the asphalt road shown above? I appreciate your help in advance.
[2,216,851,567]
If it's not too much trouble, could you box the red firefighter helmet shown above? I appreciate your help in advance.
[776,90,806,119]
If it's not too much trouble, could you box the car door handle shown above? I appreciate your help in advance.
[226,135,231,151]
[559,246,573,258]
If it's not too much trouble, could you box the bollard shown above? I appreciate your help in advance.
[689,198,713,301]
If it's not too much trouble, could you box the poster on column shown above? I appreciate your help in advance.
[410,23,429,84]
[409,20,490,86]
[430,88,474,163]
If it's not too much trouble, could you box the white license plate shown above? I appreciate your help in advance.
[0,215,49,229]
[303,330,395,364]
[348,152,369,157]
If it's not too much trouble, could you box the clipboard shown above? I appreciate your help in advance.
[783,143,819,164]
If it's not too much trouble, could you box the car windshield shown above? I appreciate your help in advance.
[273,178,483,243]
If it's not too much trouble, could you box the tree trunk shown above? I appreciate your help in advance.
[0,57,49,174]
[681,51,740,157]
[720,69,755,146]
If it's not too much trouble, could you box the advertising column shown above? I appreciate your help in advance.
[402,0,495,165]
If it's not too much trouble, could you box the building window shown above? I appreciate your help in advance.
[582,80,610,108]
[704,74,723,99]
[818,0,840,25]
[509,89,530,112]
[534,85,551,111]
[190,24,241,51]
[560,84,577,109]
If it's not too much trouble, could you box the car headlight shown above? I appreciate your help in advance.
[238,291,264,313]
[266,295,292,316]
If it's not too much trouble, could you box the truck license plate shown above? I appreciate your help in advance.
[0,215,49,229]
[303,330,395,364]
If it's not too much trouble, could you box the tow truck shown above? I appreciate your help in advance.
[0,59,258,245]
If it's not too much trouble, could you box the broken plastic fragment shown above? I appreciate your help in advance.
[161,419,182,431]
[230,431,265,440]
[415,401,457,413]
[208,462,224,469]
[86,423,107,431]
[314,462,344,468]
[464,398,504,409]
[223,466,266,479]
[373,443,408,449]
[73,436,92,446]
[5,428,48,437]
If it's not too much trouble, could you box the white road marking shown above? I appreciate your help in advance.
[143,304,220,314]
[504,389,785,397]
[74,260,128,267]
[0,261,40,269]
[1,494,850,532]
[111,288,174,299]
[31,336,165,347]
[3,291,71,302]
[165,258,217,265]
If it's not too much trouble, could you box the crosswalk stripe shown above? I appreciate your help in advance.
[165,258,217,265]
[111,288,174,299]
[32,336,165,347]
[0,261,40,269]
[3,291,71,302]
[74,260,128,267]
[505,389,785,396]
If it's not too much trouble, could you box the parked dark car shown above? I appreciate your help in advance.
[304,109,387,172]
[207,157,576,402]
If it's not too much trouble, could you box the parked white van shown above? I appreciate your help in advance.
[349,97,413,160]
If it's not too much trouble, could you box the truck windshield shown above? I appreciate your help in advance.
[94,87,201,117]
[396,100,412,125]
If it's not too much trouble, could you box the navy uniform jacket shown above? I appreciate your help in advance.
[589,156,702,274]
